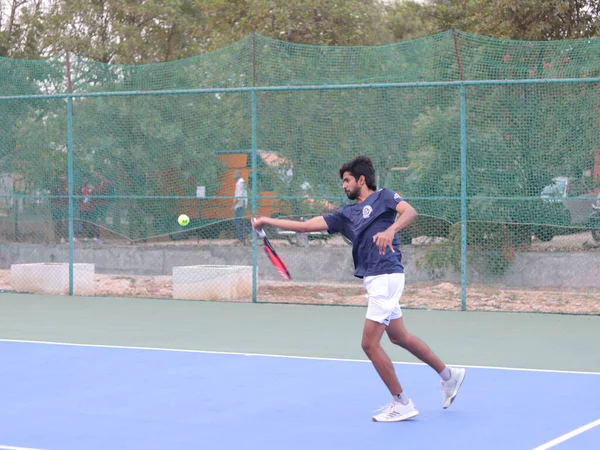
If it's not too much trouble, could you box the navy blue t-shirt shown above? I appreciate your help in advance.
[323,188,405,279]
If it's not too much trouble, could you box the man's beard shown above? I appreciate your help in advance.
[345,187,359,200]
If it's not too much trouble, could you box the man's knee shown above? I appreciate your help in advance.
[361,337,381,358]
[388,331,411,348]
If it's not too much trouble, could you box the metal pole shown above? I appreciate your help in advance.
[460,84,468,311]
[251,89,258,303]
[66,51,75,296]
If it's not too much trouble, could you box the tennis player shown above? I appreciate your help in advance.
[251,155,465,422]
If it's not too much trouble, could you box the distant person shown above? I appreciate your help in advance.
[80,176,98,241]
[251,155,465,422]
[93,169,111,240]
[50,173,69,243]
[232,169,249,243]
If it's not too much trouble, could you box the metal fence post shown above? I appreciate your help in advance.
[460,84,468,311]
[66,51,75,297]
[251,89,258,303]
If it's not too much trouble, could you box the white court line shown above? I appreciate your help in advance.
[0,445,47,450]
[532,418,600,450]
[1,338,599,375]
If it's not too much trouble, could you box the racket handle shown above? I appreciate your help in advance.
[251,218,266,238]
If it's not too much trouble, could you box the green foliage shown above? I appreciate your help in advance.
[0,1,46,58]
[0,56,65,193]
[432,0,600,40]
[42,0,211,63]
[2,0,600,68]
[204,0,393,48]
[37,0,395,65]
[415,226,462,276]
[0,2,599,249]
[416,222,526,276]
[383,0,440,41]
[405,103,461,221]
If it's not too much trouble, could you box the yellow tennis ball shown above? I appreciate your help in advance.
[178,214,190,226]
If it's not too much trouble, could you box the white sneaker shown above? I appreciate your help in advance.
[441,367,466,409]
[372,399,419,422]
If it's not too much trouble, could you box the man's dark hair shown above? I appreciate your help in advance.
[339,155,377,191]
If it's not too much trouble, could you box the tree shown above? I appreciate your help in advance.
[37,0,395,65]
[0,0,46,58]
[204,0,393,49]
[41,0,212,64]
[383,0,440,41]
[431,0,600,40]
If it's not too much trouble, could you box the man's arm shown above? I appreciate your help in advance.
[387,201,418,234]
[252,215,329,233]
[372,201,418,254]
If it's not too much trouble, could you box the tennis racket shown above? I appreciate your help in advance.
[256,228,291,280]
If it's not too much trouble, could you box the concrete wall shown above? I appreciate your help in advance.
[1,242,599,289]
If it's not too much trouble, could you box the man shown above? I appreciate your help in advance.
[50,173,69,243]
[93,169,111,237]
[79,176,97,241]
[232,169,249,243]
[251,155,465,422]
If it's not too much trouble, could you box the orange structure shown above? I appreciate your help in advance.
[165,150,293,230]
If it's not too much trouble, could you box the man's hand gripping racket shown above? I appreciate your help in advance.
[252,218,291,281]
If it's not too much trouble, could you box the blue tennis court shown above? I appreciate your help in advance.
[1,339,598,450]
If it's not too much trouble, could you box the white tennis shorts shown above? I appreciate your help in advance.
[363,273,405,326]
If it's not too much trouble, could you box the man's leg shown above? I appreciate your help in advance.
[233,207,243,242]
[58,210,67,241]
[51,208,62,242]
[386,317,466,409]
[385,317,446,373]
[361,318,401,396]
[362,318,419,422]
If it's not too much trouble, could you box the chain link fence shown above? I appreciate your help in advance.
[1,30,599,314]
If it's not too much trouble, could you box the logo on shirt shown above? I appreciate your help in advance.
[394,192,401,200]
[362,205,373,218]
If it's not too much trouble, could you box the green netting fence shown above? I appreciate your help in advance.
[1,30,599,314]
